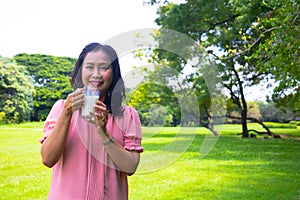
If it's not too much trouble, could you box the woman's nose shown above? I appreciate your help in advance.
[91,68,101,77]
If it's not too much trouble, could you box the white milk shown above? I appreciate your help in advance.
[82,95,98,118]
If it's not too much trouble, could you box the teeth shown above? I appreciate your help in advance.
[90,82,101,87]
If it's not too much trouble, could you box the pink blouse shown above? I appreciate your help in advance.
[40,100,143,200]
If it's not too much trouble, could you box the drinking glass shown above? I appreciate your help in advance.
[82,86,100,120]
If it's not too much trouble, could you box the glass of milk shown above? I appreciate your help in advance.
[82,86,100,121]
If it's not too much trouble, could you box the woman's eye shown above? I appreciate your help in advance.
[99,66,107,71]
[86,65,94,69]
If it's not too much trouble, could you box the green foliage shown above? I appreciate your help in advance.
[0,56,34,123]
[257,101,297,122]
[149,0,269,137]
[13,54,76,121]
[250,0,300,114]
[147,0,300,136]
[0,112,5,124]
[133,31,228,130]
[247,102,262,119]
[289,120,300,126]
[128,81,180,126]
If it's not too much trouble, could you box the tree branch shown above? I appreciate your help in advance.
[221,26,280,60]
[205,14,240,35]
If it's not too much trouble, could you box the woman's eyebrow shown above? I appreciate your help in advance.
[84,61,110,65]
[83,62,94,65]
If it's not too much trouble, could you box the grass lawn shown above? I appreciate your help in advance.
[0,122,299,199]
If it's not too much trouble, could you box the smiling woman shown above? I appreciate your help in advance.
[40,42,143,200]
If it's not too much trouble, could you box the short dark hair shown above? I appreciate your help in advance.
[70,42,125,116]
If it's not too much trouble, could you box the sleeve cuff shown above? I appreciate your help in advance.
[124,146,144,153]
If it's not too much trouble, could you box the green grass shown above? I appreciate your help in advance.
[0,122,51,200]
[0,123,299,199]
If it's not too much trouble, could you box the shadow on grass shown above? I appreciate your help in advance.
[142,133,300,162]
[138,134,300,199]
[135,133,300,199]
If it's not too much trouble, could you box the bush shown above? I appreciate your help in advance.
[265,122,297,129]
[0,112,5,124]
[289,120,300,126]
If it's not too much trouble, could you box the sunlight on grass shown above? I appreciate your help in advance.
[1,122,299,199]
[0,123,51,200]
[129,125,300,200]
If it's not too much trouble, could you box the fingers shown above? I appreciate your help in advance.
[90,106,108,121]
[83,99,107,121]
[87,111,108,134]
[95,100,107,109]
[67,88,84,112]
[88,104,108,129]
[95,111,108,122]
[93,100,106,113]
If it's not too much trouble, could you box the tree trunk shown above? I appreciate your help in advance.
[199,109,219,137]
[199,120,219,137]
[209,127,220,137]
[222,115,281,138]
[241,109,249,138]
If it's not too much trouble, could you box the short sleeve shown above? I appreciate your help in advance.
[39,100,65,144]
[122,106,144,153]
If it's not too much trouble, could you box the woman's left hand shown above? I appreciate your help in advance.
[90,100,109,135]
[89,101,140,174]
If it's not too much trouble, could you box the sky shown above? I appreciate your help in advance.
[0,0,159,58]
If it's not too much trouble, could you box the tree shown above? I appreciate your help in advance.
[14,54,76,121]
[249,1,300,114]
[0,56,34,123]
[133,41,227,135]
[148,0,260,137]
[185,62,227,136]
[128,80,180,126]
[146,0,298,137]
[257,101,296,122]
[247,102,262,120]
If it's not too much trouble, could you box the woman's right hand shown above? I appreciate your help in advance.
[41,88,85,168]
[65,88,85,114]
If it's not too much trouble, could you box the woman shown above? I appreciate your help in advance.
[40,43,143,199]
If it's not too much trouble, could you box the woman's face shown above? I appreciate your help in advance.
[81,50,113,95]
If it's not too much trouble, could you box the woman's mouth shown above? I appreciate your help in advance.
[90,81,102,87]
